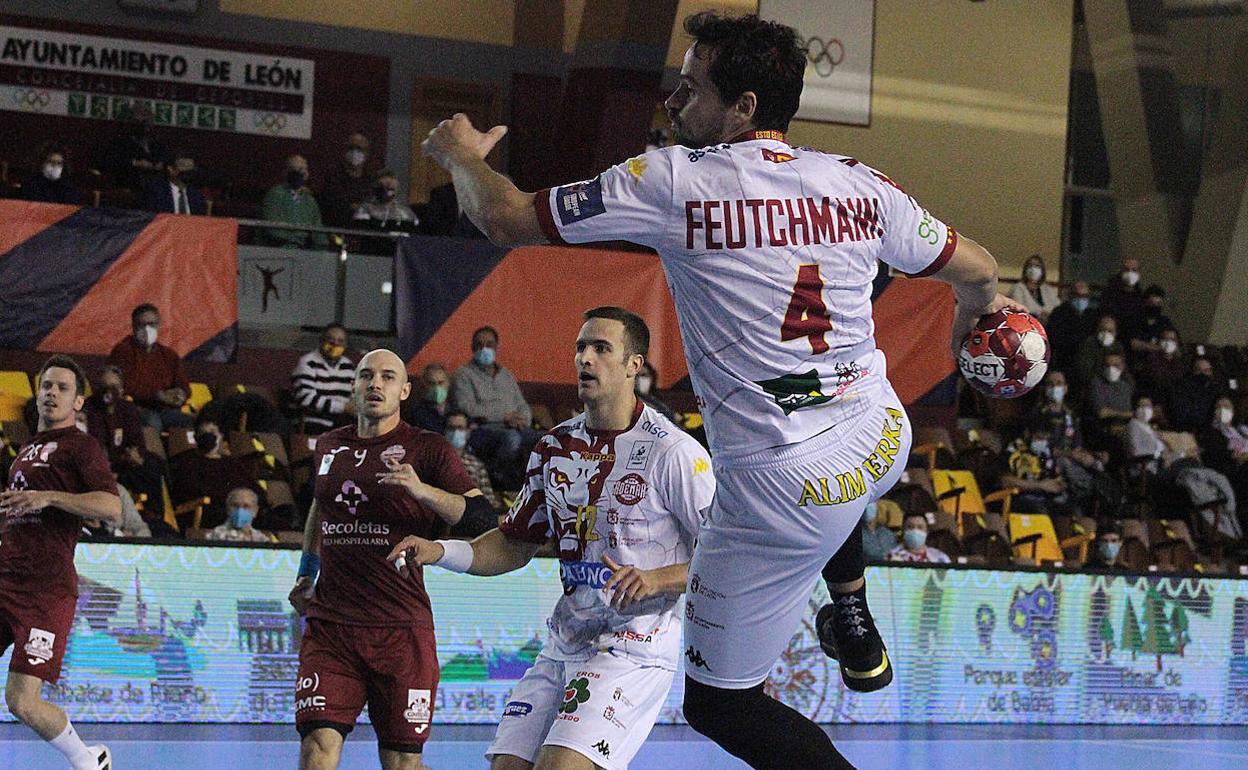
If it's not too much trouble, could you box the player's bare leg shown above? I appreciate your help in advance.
[6,672,111,769]
[491,754,534,770]
[534,746,602,770]
[816,525,893,693]
[299,728,345,770]
[379,747,432,770]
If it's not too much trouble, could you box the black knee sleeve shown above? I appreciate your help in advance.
[822,520,865,586]
[682,677,854,770]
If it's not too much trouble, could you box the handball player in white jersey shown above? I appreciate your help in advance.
[388,307,714,770]
[420,13,1023,768]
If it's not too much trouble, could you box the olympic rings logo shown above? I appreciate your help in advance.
[802,36,845,78]
[12,89,51,110]
[252,112,288,132]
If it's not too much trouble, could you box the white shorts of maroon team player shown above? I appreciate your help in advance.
[486,651,673,770]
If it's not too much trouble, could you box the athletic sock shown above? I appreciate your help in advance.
[50,720,97,770]
[821,521,864,590]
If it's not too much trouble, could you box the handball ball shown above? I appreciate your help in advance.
[958,309,1050,398]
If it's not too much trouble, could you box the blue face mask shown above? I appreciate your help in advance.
[861,502,878,524]
[1099,541,1121,562]
[1071,297,1090,313]
[228,506,254,529]
[903,528,927,550]
[474,346,496,367]
[446,429,468,450]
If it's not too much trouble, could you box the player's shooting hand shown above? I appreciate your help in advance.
[0,489,54,517]
[950,292,1029,358]
[422,113,508,169]
[288,576,314,615]
[602,553,661,612]
[377,458,428,501]
[386,536,444,583]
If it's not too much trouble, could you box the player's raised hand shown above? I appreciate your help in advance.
[950,292,1028,358]
[377,457,428,501]
[602,553,661,612]
[288,576,314,615]
[0,489,53,517]
[422,113,508,169]
[386,536,444,582]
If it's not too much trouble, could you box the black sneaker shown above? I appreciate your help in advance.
[816,594,893,693]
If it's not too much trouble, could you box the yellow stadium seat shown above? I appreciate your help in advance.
[182,382,213,414]
[0,371,33,422]
[929,469,1017,537]
[1008,513,1067,564]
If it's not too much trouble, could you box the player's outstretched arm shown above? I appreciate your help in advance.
[602,553,690,612]
[421,113,546,247]
[289,501,322,615]
[929,234,1027,356]
[377,457,491,527]
[0,489,121,522]
[387,528,541,579]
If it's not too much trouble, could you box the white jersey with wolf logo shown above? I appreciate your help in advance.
[534,133,956,458]
[500,403,713,669]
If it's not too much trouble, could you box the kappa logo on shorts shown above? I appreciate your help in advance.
[593,739,611,757]
[24,628,55,665]
[404,689,431,731]
[685,646,713,671]
[555,178,606,225]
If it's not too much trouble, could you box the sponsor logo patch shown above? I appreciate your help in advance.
[24,628,55,665]
[559,677,592,714]
[404,688,432,731]
[626,440,654,470]
[502,701,532,717]
[381,444,406,465]
[555,178,606,225]
[559,560,613,590]
[612,473,648,506]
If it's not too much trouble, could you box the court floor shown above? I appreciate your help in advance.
[3,723,1247,769]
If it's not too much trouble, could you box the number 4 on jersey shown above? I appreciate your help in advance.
[781,264,833,354]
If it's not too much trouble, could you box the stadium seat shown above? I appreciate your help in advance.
[166,427,197,458]
[961,512,1012,567]
[1008,513,1083,566]
[142,426,166,460]
[926,509,962,558]
[1149,519,1199,572]
[0,371,32,422]
[1118,518,1153,572]
[183,382,213,414]
[929,469,1018,538]
[877,498,904,530]
[2,419,30,449]
[173,496,211,532]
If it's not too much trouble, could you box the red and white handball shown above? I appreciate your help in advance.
[958,309,1050,398]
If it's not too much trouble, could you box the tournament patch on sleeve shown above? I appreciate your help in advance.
[554,177,607,226]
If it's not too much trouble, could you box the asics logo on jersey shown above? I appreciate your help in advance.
[684,196,882,251]
[559,560,613,591]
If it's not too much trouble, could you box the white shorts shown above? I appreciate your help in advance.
[485,651,674,770]
[684,389,911,688]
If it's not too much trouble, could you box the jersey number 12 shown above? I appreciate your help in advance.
[781,264,833,354]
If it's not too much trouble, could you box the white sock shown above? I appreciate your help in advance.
[49,720,97,770]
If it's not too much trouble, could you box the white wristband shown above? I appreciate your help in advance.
[433,539,474,573]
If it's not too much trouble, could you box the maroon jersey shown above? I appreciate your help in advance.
[308,421,474,628]
[1,427,117,598]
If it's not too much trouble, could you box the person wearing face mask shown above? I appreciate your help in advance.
[442,409,502,518]
[1008,254,1060,322]
[450,326,542,490]
[168,418,267,530]
[886,513,950,564]
[860,500,898,562]
[1074,314,1125,391]
[107,303,194,430]
[19,144,83,205]
[1197,396,1248,517]
[353,169,419,240]
[1087,351,1135,436]
[1045,281,1098,374]
[1128,285,1176,356]
[403,363,452,434]
[291,324,356,434]
[82,365,169,521]
[999,425,1078,516]
[1101,258,1148,349]
[635,360,678,424]
[320,133,375,227]
[1139,328,1186,396]
[1089,530,1126,570]
[1167,356,1220,432]
[261,155,329,249]
[102,102,166,192]
[141,149,207,215]
[207,488,276,543]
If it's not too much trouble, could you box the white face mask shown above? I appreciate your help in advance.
[138,324,157,346]
[1219,408,1234,425]
[1105,365,1122,383]
[1025,266,1043,282]
[1123,270,1140,287]
[346,148,366,167]
[1046,384,1067,404]
[1161,339,1179,355]
[636,375,653,395]
[1136,405,1154,423]
[43,163,63,181]
[1098,330,1116,348]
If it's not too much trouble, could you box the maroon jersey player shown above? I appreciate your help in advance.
[1,355,120,770]
[287,349,489,770]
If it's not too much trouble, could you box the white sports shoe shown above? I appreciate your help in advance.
[87,745,112,769]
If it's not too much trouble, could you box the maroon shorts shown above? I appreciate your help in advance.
[296,617,439,752]
[0,589,77,683]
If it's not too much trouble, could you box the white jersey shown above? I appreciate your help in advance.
[535,132,957,458]
[500,403,714,670]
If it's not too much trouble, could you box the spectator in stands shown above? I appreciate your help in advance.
[1008,254,1060,322]
[1000,426,1073,516]
[1197,395,1248,513]
[19,143,83,205]
[261,155,328,249]
[207,487,276,543]
[1137,328,1186,397]
[444,410,503,526]
[1127,285,1176,358]
[102,102,166,193]
[141,149,206,215]
[291,323,354,433]
[83,364,168,514]
[1101,258,1147,346]
[887,512,950,564]
[82,484,152,540]
[1034,372,1121,515]
[403,363,450,434]
[861,501,897,563]
[1087,350,1134,427]
[1074,314,1124,390]
[1168,356,1219,432]
[320,133,374,227]
[1088,528,1126,570]
[169,417,265,530]
[420,181,487,238]
[450,325,541,489]
[1045,280,1097,374]
[108,303,193,429]
[636,361,677,423]
[353,169,419,228]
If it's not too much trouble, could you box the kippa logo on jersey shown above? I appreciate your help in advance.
[404,688,431,731]
[335,480,369,515]
[24,628,55,665]
[762,148,797,164]
[555,178,606,225]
